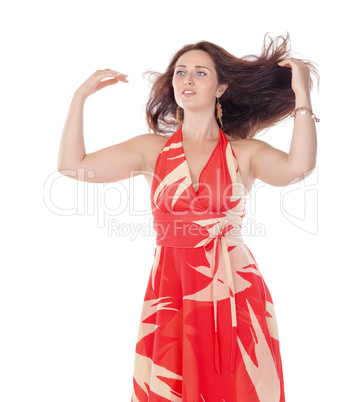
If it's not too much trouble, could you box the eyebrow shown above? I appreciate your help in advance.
[175,64,211,71]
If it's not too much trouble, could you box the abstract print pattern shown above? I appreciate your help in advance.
[131,127,285,402]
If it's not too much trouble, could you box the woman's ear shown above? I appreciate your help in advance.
[218,83,229,97]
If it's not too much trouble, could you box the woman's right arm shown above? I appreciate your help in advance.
[58,69,150,183]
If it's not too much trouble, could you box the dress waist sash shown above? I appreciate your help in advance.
[154,216,244,375]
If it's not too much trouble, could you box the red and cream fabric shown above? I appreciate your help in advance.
[131,127,285,402]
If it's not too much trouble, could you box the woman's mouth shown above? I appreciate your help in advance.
[182,90,196,96]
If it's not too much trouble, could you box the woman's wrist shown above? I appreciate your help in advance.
[74,88,88,104]
[294,88,312,109]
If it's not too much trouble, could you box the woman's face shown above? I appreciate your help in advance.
[172,50,227,113]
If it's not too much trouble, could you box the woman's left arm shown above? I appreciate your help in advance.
[250,58,317,187]
[279,58,317,174]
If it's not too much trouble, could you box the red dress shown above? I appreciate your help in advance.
[131,127,285,402]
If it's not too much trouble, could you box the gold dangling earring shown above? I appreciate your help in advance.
[216,98,223,128]
[175,106,183,125]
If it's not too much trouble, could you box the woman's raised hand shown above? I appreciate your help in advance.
[277,58,311,95]
[76,69,128,99]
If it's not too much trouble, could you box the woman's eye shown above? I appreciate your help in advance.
[175,70,205,76]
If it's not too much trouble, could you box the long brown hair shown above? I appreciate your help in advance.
[145,33,318,139]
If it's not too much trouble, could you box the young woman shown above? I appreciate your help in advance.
[58,34,318,402]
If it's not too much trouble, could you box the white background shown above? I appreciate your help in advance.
[1,0,358,401]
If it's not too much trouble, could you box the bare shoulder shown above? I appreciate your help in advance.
[139,133,172,172]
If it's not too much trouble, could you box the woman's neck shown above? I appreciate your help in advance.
[181,110,220,142]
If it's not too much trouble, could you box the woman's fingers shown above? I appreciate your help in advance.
[278,58,307,69]
[94,69,128,83]
[278,58,297,68]
[277,59,289,67]
[95,76,128,92]
[77,69,129,98]
[278,58,310,93]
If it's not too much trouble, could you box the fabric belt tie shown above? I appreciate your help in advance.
[202,224,242,375]
[154,218,244,376]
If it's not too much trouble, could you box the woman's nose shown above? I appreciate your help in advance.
[184,74,193,85]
